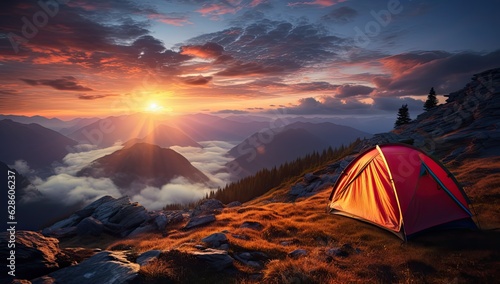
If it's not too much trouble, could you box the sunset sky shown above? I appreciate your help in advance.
[1,0,499,119]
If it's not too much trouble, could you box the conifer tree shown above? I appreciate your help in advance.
[423,87,438,111]
[395,104,411,127]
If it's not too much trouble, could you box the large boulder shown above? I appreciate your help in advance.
[31,251,139,284]
[0,231,65,280]
[43,196,149,237]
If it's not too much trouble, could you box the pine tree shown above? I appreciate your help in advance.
[395,104,411,127]
[423,87,438,111]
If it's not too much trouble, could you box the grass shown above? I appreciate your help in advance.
[69,152,498,283]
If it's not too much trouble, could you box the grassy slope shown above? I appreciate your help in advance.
[101,153,499,283]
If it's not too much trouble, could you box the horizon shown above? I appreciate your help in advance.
[1,0,499,119]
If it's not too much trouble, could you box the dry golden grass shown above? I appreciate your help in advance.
[102,155,499,283]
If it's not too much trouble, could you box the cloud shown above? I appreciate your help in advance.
[180,42,225,59]
[216,61,287,76]
[10,160,34,175]
[34,174,122,206]
[78,94,118,100]
[321,6,358,24]
[179,75,213,85]
[131,178,211,210]
[20,76,93,91]
[197,3,241,17]
[215,109,250,114]
[132,141,235,210]
[148,13,192,26]
[378,50,500,95]
[56,145,123,176]
[288,0,346,7]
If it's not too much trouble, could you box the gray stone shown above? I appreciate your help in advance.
[108,203,149,230]
[77,217,104,236]
[0,231,63,280]
[166,211,185,224]
[32,251,139,284]
[191,199,224,217]
[226,201,242,208]
[42,226,78,238]
[127,223,157,238]
[136,250,162,266]
[233,251,269,269]
[240,221,264,231]
[288,249,308,259]
[191,249,234,271]
[155,213,168,230]
[184,214,216,230]
[232,234,250,240]
[201,233,228,248]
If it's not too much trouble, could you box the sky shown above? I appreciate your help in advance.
[1,0,499,119]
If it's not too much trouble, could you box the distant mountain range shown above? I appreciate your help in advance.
[77,143,209,195]
[122,124,201,148]
[0,119,78,170]
[227,122,371,178]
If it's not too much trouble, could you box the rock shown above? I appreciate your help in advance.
[288,249,308,259]
[304,173,320,183]
[184,214,216,230]
[232,234,250,240]
[42,226,78,238]
[11,280,32,284]
[191,249,234,271]
[226,201,242,208]
[154,213,168,230]
[219,244,230,251]
[108,203,149,231]
[32,251,139,284]
[191,199,224,217]
[127,223,157,238]
[0,231,64,280]
[91,196,131,223]
[326,247,348,257]
[166,211,185,224]
[43,196,149,238]
[240,221,264,231]
[136,250,162,266]
[201,233,228,248]
[76,217,104,236]
[234,251,269,269]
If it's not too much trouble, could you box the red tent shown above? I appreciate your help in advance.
[328,144,476,240]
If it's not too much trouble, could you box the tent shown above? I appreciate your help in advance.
[328,144,476,240]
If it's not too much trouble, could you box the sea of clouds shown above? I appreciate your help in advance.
[13,141,235,210]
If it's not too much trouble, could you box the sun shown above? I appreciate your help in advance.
[145,102,163,113]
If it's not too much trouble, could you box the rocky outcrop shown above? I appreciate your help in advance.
[31,251,139,284]
[0,231,66,280]
[43,196,149,238]
[184,214,216,230]
[361,68,500,161]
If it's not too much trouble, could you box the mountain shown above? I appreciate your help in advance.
[77,143,209,194]
[172,113,270,142]
[123,124,201,148]
[0,114,99,133]
[226,122,371,178]
[0,119,78,169]
[68,114,163,147]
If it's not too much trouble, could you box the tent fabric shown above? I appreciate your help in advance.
[328,144,476,240]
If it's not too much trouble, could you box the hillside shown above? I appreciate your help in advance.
[0,119,78,169]
[77,143,209,195]
[4,69,499,283]
[227,122,370,178]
